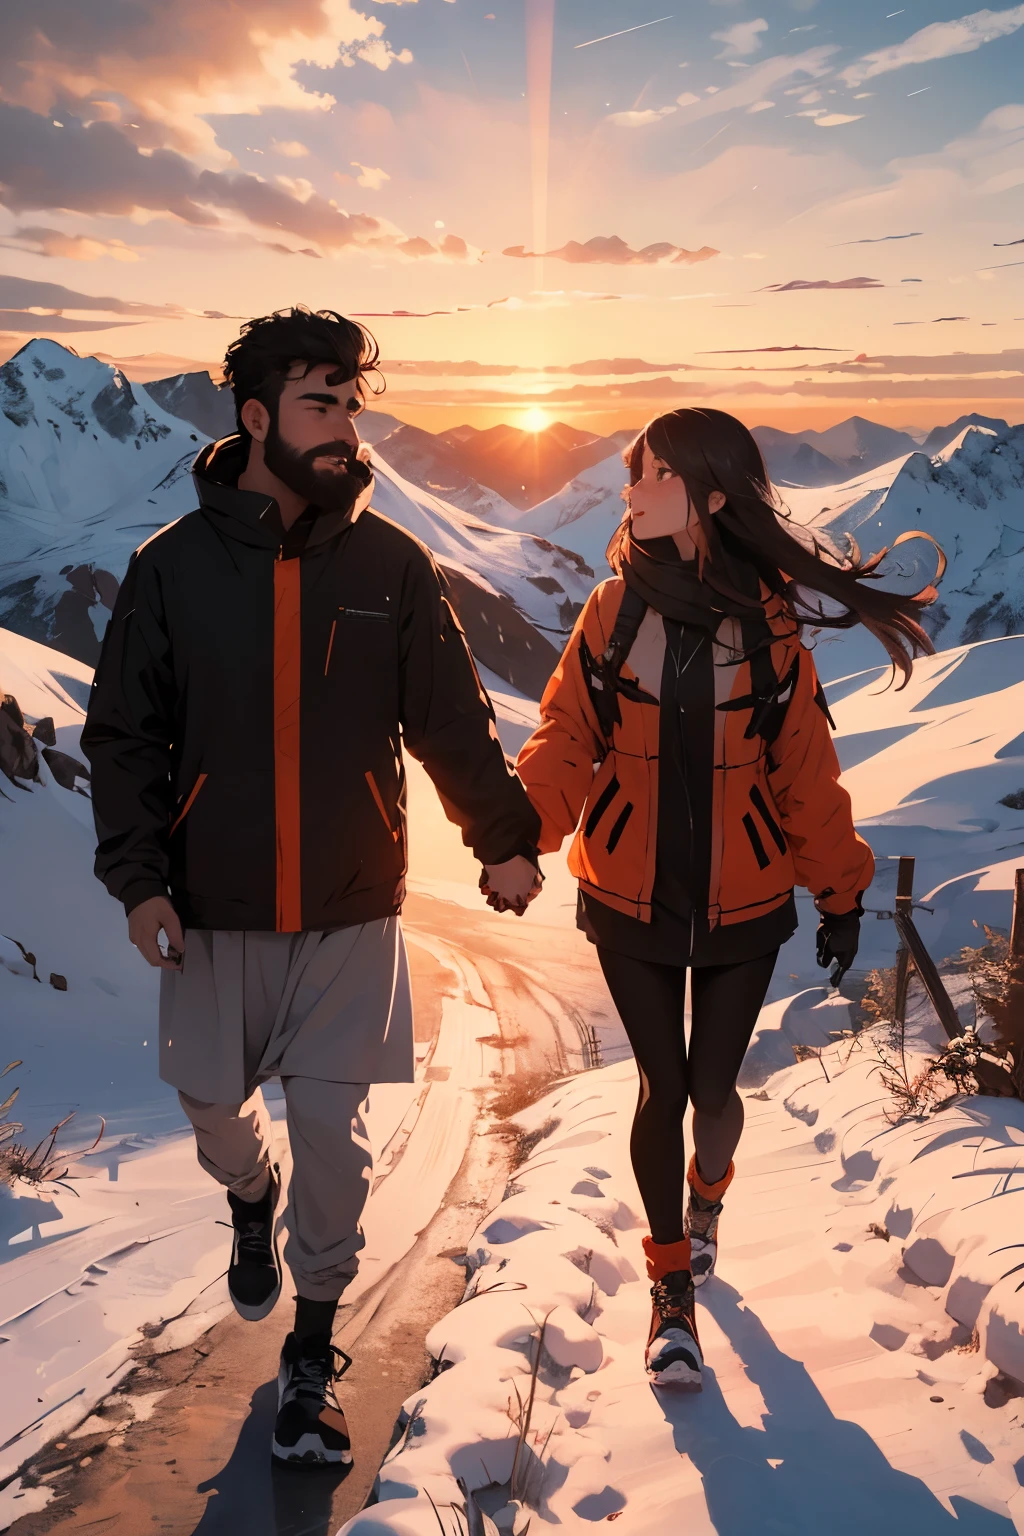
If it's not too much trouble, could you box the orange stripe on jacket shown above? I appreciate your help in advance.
[365,770,399,841]
[169,771,208,834]
[274,557,303,932]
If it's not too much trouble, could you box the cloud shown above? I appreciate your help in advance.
[354,291,666,319]
[0,0,413,159]
[272,140,310,159]
[782,347,1024,375]
[502,235,719,266]
[0,225,139,261]
[697,344,849,354]
[0,273,186,316]
[894,315,970,324]
[0,105,477,261]
[351,161,390,190]
[761,277,884,290]
[833,232,923,245]
[840,5,1024,87]
[606,106,677,127]
[712,18,769,58]
[605,45,837,129]
[747,100,775,113]
[814,114,864,127]
[382,357,694,377]
[0,311,140,332]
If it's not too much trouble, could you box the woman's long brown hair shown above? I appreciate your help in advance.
[607,407,943,685]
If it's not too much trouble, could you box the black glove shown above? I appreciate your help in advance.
[816,909,861,988]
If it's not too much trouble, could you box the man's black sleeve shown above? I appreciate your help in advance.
[398,553,541,866]
[80,550,179,915]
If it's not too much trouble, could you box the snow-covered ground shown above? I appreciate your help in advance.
[344,994,1024,1535]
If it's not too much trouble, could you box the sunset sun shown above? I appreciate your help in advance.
[521,406,552,433]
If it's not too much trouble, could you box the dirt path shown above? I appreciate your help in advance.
[5,897,605,1536]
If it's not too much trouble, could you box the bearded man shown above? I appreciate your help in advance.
[82,306,541,1467]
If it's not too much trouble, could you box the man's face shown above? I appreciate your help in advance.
[261,361,373,513]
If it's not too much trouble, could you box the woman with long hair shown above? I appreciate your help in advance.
[516,407,939,1390]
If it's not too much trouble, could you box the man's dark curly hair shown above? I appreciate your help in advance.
[222,305,383,445]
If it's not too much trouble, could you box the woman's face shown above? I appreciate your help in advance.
[625,440,693,539]
[625,439,726,557]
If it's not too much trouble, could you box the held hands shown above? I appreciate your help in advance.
[815,909,861,989]
[480,855,543,917]
[128,895,185,970]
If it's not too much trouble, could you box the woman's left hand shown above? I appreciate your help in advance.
[816,909,861,988]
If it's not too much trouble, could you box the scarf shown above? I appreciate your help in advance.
[620,533,765,629]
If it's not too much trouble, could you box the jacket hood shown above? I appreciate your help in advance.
[192,434,375,550]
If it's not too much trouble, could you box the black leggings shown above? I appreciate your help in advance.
[597,947,779,1245]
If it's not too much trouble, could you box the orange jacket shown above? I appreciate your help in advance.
[516,577,873,927]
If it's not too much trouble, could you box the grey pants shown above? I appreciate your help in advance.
[162,923,412,1302]
[179,1079,371,1301]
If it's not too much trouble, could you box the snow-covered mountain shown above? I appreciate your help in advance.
[370,421,522,525]
[512,450,629,573]
[753,416,922,487]
[0,341,593,697]
[141,370,236,441]
[796,424,1024,679]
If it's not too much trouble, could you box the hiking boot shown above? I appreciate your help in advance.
[226,1163,282,1321]
[273,1332,354,1466]
[685,1155,734,1288]
[641,1235,702,1389]
[646,1270,703,1390]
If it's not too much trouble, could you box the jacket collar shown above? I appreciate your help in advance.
[191,434,373,550]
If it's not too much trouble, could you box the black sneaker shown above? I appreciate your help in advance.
[226,1163,282,1321]
[272,1332,354,1466]
[645,1270,703,1390]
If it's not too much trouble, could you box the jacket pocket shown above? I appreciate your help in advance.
[605,801,634,854]
[339,606,391,622]
[169,772,207,835]
[584,773,620,840]
[742,811,771,871]
[325,608,393,675]
[749,783,787,855]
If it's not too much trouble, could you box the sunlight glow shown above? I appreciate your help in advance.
[521,407,552,433]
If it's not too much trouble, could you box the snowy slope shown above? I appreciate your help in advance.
[0,341,592,695]
[349,1042,1024,1534]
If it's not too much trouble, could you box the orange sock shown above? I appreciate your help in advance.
[687,1154,734,1204]
[642,1235,692,1282]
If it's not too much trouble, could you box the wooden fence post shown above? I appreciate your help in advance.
[892,855,915,1030]
[1011,869,1024,959]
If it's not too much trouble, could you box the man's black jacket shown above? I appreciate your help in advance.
[82,437,541,932]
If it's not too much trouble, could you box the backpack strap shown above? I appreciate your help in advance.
[579,585,655,745]
[716,619,800,752]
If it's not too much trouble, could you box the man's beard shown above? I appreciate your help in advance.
[263,419,373,516]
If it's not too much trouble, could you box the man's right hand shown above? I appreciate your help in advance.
[480,855,543,916]
[128,895,185,969]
